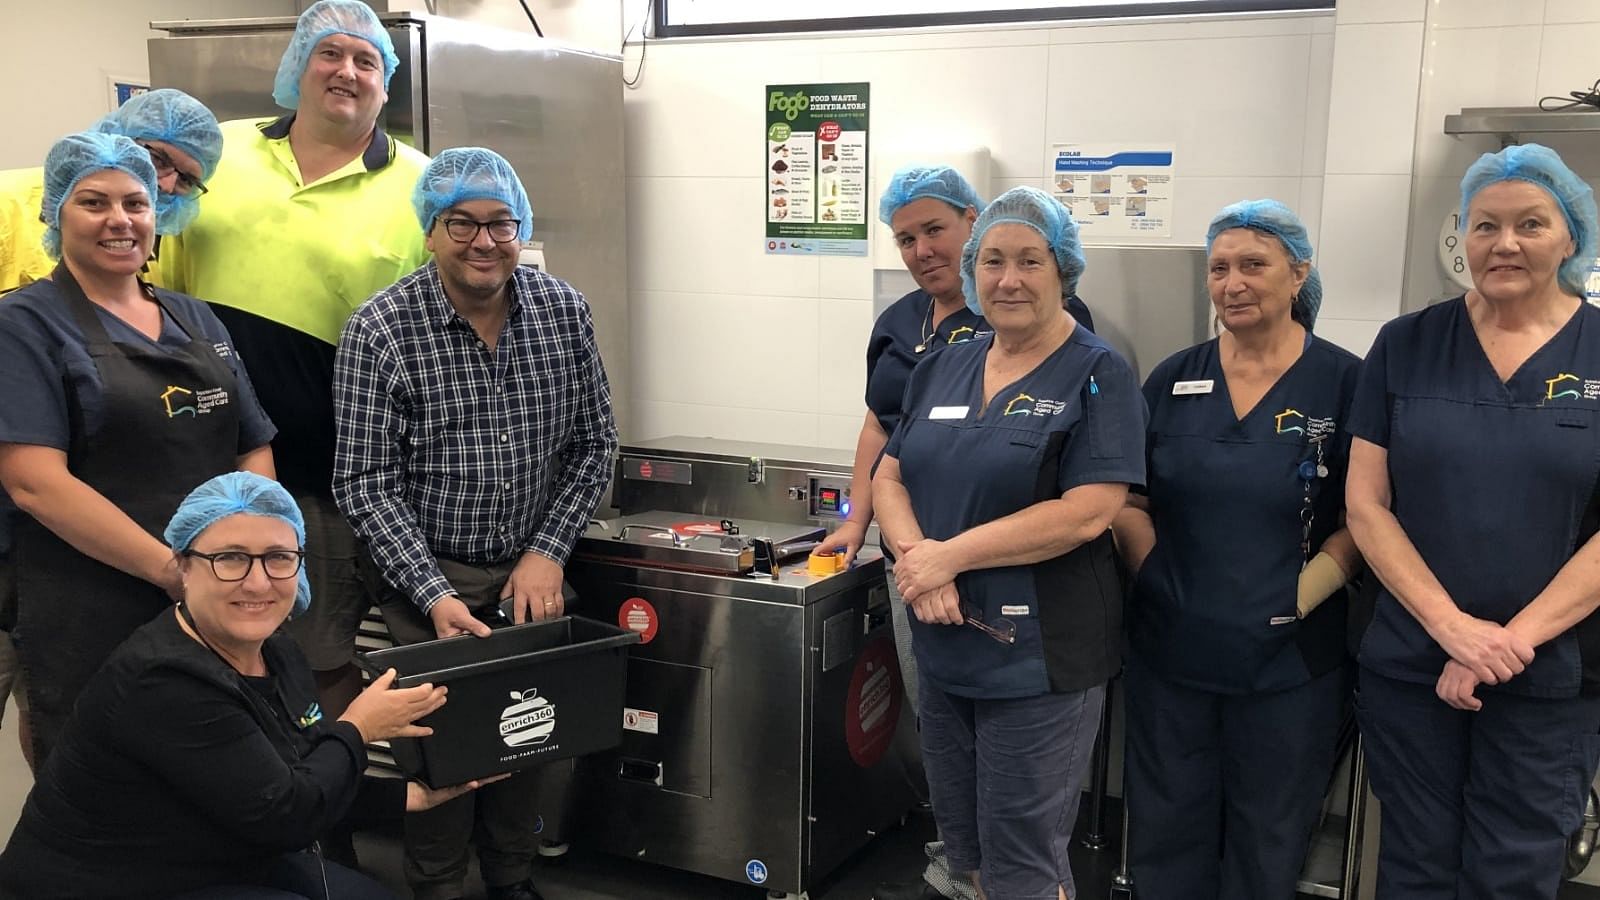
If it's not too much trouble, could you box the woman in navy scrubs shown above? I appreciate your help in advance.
[0,133,275,765]
[1346,143,1600,899]
[873,186,1144,900]
[816,165,987,900]
[1112,200,1362,899]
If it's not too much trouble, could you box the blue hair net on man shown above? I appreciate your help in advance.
[878,165,984,226]
[164,472,312,617]
[413,147,534,242]
[959,185,1084,315]
[92,89,223,235]
[272,0,399,111]
[1459,142,1599,298]
[1206,199,1324,329]
[40,132,159,260]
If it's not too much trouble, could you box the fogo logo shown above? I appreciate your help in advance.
[768,90,809,121]
[499,689,556,747]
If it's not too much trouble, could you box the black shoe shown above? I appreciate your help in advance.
[872,880,945,900]
[486,878,545,900]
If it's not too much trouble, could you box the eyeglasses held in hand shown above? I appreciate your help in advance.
[962,603,1016,645]
[185,549,305,581]
[441,217,521,243]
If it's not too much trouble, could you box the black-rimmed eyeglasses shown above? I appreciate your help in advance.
[139,143,209,196]
[185,549,305,582]
[440,217,521,243]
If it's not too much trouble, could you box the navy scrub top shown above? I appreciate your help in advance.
[884,325,1146,699]
[0,279,277,550]
[866,289,988,439]
[866,290,1098,439]
[1130,334,1362,694]
[1349,298,1600,698]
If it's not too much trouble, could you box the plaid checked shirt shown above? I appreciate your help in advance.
[332,262,617,612]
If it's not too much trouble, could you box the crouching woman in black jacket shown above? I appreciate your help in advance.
[0,472,493,899]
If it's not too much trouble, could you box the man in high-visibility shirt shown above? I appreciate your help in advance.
[157,0,430,728]
[0,87,220,294]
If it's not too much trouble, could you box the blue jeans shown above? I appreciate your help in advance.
[919,683,1105,900]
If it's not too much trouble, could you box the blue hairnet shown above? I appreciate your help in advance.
[93,89,223,235]
[1206,199,1323,329]
[164,472,311,617]
[1459,143,1599,298]
[878,165,984,226]
[413,147,534,242]
[272,0,399,111]
[40,132,159,260]
[959,185,1084,315]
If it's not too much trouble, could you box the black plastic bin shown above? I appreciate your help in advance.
[357,616,639,788]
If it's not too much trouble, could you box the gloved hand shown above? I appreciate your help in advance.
[1296,552,1349,619]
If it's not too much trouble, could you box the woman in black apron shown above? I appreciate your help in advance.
[0,132,275,765]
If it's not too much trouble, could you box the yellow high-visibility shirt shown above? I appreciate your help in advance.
[0,167,52,294]
[158,116,430,345]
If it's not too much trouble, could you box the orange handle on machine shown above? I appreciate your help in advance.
[808,550,846,576]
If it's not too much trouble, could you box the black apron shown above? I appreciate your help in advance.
[14,264,241,764]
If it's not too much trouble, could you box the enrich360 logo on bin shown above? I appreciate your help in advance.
[499,689,556,747]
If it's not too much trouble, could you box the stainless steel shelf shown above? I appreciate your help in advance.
[1445,106,1600,141]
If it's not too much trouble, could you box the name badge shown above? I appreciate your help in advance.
[928,406,969,420]
[1172,380,1214,396]
[1000,605,1030,617]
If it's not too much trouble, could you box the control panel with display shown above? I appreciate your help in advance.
[807,475,851,520]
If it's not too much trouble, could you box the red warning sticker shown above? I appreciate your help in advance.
[844,633,902,768]
[667,520,725,537]
[618,596,659,644]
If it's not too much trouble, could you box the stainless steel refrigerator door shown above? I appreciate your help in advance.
[148,19,426,150]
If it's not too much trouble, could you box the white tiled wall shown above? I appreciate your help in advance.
[624,11,1335,448]
[1311,1,1425,358]
[2,0,299,170]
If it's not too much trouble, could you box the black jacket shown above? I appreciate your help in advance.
[0,610,405,899]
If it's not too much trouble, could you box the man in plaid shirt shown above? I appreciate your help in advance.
[333,147,616,900]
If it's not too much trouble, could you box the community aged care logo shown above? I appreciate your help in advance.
[499,689,556,747]
[161,384,230,418]
[1545,372,1600,402]
[1274,407,1337,439]
[1001,392,1068,417]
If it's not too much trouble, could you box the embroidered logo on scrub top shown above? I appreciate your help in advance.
[1002,392,1068,417]
[1547,373,1582,401]
[161,384,231,418]
[297,702,323,730]
[1543,372,1600,402]
[948,326,992,344]
[1275,408,1336,440]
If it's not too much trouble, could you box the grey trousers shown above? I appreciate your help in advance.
[887,560,979,900]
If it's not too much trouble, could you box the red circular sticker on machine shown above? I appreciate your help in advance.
[668,521,725,537]
[818,121,842,141]
[844,633,902,768]
[618,597,659,644]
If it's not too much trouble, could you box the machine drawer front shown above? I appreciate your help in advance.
[613,659,712,798]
